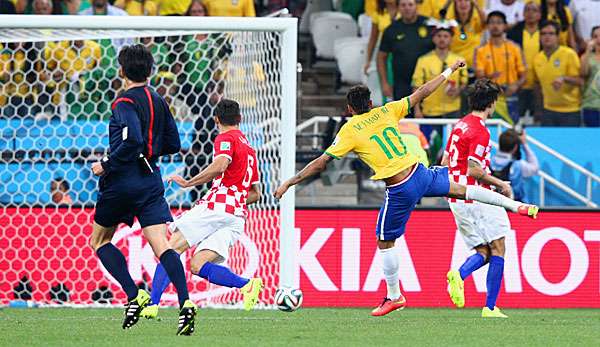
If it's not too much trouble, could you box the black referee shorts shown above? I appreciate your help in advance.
[94,170,173,228]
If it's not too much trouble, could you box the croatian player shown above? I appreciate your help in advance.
[274,62,539,317]
[443,79,524,318]
[139,99,263,320]
[89,44,196,335]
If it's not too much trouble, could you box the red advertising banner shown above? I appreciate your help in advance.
[1,208,599,308]
[0,207,279,306]
[296,210,600,308]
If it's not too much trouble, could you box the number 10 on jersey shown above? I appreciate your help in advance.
[370,127,408,159]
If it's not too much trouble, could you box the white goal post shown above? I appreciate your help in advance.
[0,15,297,306]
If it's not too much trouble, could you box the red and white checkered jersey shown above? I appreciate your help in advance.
[444,114,491,203]
[199,129,259,218]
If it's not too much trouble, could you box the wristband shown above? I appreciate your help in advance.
[441,68,453,79]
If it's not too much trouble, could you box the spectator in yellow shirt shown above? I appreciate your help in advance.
[507,1,542,123]
[420,0,486,19]
[157,0,190,15]
[203,0,255,17]
[533,21,583,126]
[42,40,101,117]
[474,11,526,123]
[541,0,576,49]
[413,24,468,119]
[413,23,467,163]
[0,42,37,117]
[185,0,206,16]
[114,0,158,16]
[442,0,486,68]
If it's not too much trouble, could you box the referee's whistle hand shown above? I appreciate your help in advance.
[91,162,105,176]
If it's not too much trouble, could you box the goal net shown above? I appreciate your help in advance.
[0,16,297,307]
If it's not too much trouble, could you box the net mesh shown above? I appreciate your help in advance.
[0,29,283,307]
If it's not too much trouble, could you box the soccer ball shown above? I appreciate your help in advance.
[275,287,303,312]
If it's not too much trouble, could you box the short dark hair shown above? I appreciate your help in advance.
[117,44,154,83]
[487,10,507,24]
[499,129,520,152]
[214,99,241,126]
[539,20,560,35]
[433,27,454,36]
[591,25,600,37]
[467,79,502,112]
[347,85,371,114]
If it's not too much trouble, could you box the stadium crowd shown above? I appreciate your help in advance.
[361,0,600,127]
[0,0,599,126]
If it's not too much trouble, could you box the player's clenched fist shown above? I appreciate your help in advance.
[450,59,466,72]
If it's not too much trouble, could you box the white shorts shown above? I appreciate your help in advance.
[169,204,245,264]
[449,201,510,249]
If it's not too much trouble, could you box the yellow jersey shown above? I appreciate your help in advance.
[44,40,101,78]
[412,51,468,116]
[325,98,418,180]
[419,0,486,19]
[370,9,400,37]
[203,0,255,17]
[157,0,190,15]
[533,46,581,113]
[522,29,540,89]
[474,39,526,86]
[114,0,158,16]
[547,6,573,47]
[447,9,484,67]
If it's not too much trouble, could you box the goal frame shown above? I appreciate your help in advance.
[0,15,298,290]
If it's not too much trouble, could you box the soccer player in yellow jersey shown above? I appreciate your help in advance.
[275,63,540,317]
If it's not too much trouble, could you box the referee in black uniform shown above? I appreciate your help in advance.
[89,44,196,335]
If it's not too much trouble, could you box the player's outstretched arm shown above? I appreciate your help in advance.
[408,60,466,109]
[168,156,230,188]
[468,159,513,198]
[274,153,333,199]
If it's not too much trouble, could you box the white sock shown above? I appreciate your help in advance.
[380,247,401,300]
[466,186,521,212]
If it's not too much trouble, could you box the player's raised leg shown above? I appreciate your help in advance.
[90,222,150,329]
[447,182,538,218]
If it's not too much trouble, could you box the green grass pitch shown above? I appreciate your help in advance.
[1,308,599,346]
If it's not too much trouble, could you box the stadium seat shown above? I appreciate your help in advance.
[310,12,358,59]
[363,64,384,107]
[357,13,372,39]
[334,37,368,84]
[299,0,333,34]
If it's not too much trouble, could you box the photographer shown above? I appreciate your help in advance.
[491,129,539,203]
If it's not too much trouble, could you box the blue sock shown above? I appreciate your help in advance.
[96,243,138,301]
[159,249,189,308]
[486,256,505,310]
[150,263,171,305]
[459,253,486,280]
[198,262,250,288]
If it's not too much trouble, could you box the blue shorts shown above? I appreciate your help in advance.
[94,168,172,228]
[375,164,450,241]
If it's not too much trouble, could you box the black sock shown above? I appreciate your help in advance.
[96,243,138,301]
[159,249,189,308]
